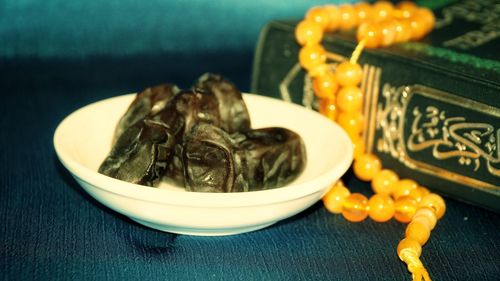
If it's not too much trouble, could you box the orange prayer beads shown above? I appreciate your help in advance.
[313,72,339,99]
[335,61,363,87]
[394,196,417,223]
[342,193,369,222]
[353,153,382,181]
[336,86,363,112]
[392,178,418,199]
[297,2,441,280]
[368,194,395,222]
[323,180,350,214]
[371,169,399,195]
[406,220,431,245]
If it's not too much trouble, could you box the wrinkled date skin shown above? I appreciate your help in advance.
[183,123,306,192]
[113,84,180,144]
[98,73,307,192]
[150,89,222,185]
[98,119,174,186]
[195,73,251,133]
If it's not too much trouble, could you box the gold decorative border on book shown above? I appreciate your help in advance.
[365,82,500,191]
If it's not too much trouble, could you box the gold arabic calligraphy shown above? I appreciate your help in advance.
[408,106,500,177]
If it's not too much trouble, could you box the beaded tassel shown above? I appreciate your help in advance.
[295,2,443,281]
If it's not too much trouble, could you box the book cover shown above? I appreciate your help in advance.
[251,0,500,212]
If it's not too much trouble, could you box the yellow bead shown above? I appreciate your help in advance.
[412,207,437,230]
[337,111,364,140]
[392,178,418,199]
[415,8,435,34]
[397,237,422,260]
[408,185,430,203]
[373,1,394,22]
[313,72,339,99]
[305,6,331,29]
[408,14,428,40]
[338,4,358,30]
[394,196,417,223]
[419,193,446,219]
[342,193,369,222]
[318,98,338,121]
[295,20,324,46]
[405,220,431,245]
[324,5,341,31]
[352,138,365,160]
[299,44,326,71]
[371,169,399,195]
[335,61,363,87]
[353,153,382,181]
[393,19,412,43]
[337,86,363,113]
[396,1,417,19]
[417,186,431,198]
[379,20,397,46]
[309,63,333,79]
[323,181,351,214]
[354,2,374,22]
[357,21,382,48]
[368,194,395,222]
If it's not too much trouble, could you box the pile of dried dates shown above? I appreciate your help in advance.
[99,73,306,192]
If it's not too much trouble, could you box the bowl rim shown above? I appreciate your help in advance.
[53,93,353,208]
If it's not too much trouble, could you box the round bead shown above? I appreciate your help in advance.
[392,178,418,199]
[416,186,431,198]
[371,169,399,195]
[335,61,363,87]
[397,1,417,19]
[306,6,331,29]
[318,98,338,121]
[354,2,374,22]
[408,15,428,40]
[353,153,382,181]
[416,8,435,33]
[372,1,394,22]
[407,185,430,203]
[419,193,446,219]
[368,194,395,222]
[295,20,324,46]
[323,180,351,214]
[338,4,358,30]
[405,220,431,245]
[352,137,365,160]
[394,196,417,223]
[412,207,437,230]
[299,44,326,71]
[337,112,364,140]
[397,237,422,260]
[337,86,363,112]
[357,21,382,48]
[379,20,397,46]
[313,72,339,99]
[342,193,369,222]
[324,5,341,31]
[393,19,413,43]
[308,63,331,78]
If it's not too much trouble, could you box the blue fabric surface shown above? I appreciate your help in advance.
[1,52,500,281]
[1,1,500,280]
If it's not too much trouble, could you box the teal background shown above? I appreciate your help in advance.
[0,0,355,58]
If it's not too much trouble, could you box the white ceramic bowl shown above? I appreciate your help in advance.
[54,94,353,236]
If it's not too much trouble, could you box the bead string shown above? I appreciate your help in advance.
[295,2,445,281]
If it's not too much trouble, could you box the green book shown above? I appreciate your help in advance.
[251,0,500,212]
